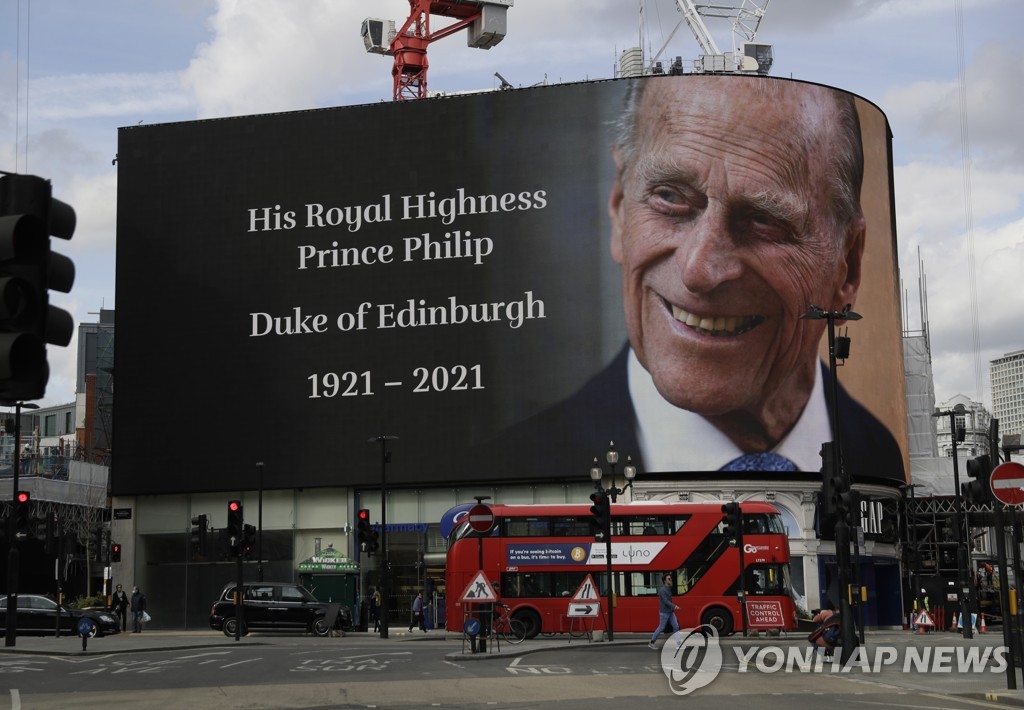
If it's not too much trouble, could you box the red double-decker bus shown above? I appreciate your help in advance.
[445,501,798,638]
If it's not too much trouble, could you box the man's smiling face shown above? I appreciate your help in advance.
[609,78,864,446]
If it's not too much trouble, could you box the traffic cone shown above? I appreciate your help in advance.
[980,613,987,633]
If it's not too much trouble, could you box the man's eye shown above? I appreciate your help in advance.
[648,187,691,211]
[743,214,791,242]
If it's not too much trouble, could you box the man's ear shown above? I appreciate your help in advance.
[609,147,626,265]
[834,215,865,308]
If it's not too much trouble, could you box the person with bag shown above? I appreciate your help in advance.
[130,586,148,633]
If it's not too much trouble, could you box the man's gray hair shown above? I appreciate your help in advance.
[611,76,864,241]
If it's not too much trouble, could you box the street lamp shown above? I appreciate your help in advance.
[933,408,974,639]
[589,441,638,642]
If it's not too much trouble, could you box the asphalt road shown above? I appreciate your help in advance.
[2,629,1023,709]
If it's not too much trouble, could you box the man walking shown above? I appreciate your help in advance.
[409,592,426,632]
[649,574,679,649]
[130,586,147,633]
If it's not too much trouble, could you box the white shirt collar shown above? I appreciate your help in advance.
[627,348,831,472]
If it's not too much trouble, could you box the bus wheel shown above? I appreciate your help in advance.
[512,609,542,639]
[701,607,733,636]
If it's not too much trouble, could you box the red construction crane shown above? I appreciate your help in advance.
[362,1,513,101]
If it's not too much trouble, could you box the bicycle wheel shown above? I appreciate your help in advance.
[503,617,527,644]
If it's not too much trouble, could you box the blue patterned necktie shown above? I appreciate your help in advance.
[720,452,798,472]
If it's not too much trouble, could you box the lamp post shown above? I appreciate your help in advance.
[934,408,974,639]
[5,401,38,648]
[256,462,264,582]
[589,442,638,642]
[800,304,859,662]
[369,434,397,639]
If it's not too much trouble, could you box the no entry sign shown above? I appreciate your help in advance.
[467,504,495,533]
[990,461,1024,506]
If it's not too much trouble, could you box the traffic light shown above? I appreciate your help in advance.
[190,514,209,556]
[0,173,75,402]
[227,500,243,555]
[589,490,609,540]
[721,501,742,546]
[14,490,32,539]
[110,542,122,563]
[357,508,373,551]
[962,455,992,504]
[242,524,256,559]
[93,524,108,562]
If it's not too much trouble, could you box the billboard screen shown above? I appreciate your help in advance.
[114,75,907,495]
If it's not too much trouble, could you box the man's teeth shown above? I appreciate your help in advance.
[671,305,761,336]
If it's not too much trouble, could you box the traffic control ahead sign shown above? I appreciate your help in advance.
[990,461,1024,506]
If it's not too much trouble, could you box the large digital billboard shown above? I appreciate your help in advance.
[114,75,907,495]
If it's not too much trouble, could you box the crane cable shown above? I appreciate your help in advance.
[954,0,984,404]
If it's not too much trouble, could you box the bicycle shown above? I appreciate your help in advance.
[492,602,527,644]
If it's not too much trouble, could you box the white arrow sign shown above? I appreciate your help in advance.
[567,603,599,617]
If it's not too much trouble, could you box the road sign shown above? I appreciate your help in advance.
[991,461,1024,505]
[466,504,495,533]
[567,603,599,617]
[459,570,497,602]
[571,574,601,602]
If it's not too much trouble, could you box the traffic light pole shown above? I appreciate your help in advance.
[5,401,25,648]
[803,305,861,664]
[372,435,397,640]
[941,410,974,639]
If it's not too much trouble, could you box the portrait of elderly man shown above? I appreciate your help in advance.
[484,75,904,482]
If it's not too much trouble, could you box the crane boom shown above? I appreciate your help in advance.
[363,1,513,101]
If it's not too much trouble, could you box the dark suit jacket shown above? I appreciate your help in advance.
[480,345,905,485]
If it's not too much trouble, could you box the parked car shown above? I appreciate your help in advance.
[0,594,121,637]
[208,582,352,637]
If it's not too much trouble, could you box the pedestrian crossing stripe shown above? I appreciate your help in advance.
[571,574,601,601]
[460,571,497,602]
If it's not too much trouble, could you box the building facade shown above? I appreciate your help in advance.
[991,350,1024,442]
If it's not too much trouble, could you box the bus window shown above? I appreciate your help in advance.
[504,517,551,537]
[744,564,789,595]
[551,517,593,537]
[629,572,660,596]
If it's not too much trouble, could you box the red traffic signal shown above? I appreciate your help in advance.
[228,500,240,512]
[358,509,370,522]
[14,489,32,537]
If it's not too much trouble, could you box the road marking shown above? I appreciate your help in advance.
[10,689,20,710]
[221,658,261,669]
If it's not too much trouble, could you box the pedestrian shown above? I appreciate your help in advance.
[370,587,381,633]
[809,603,839,659]
[112,584,129,632]
[648,574,680,649]
[130,586,147,633]
[409,592,426,632]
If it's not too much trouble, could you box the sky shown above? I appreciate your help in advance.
[0,0,1021,412]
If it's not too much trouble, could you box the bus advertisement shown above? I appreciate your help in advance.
[446,502,798,638]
